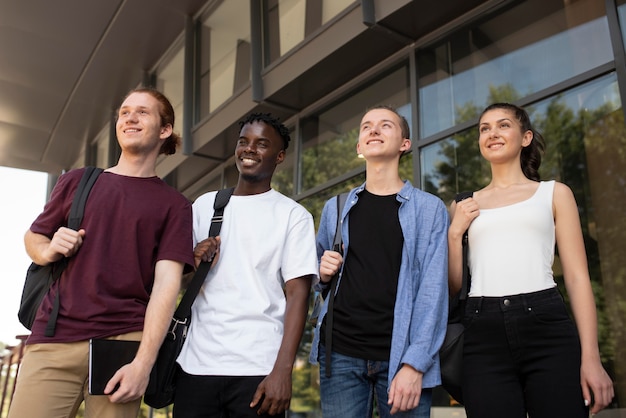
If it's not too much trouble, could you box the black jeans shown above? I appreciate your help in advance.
[461,287,588,418]
[173,369,284,418]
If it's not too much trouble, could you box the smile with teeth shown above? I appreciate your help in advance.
[124,128,140,133]
[241,157,258,165]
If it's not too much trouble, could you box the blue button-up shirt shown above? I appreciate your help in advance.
[310,180,449,389]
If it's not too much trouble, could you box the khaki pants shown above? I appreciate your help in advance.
[8,331,143,418]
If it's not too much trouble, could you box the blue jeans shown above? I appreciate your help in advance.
[319,348,432,418]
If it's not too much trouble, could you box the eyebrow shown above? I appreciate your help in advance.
[361,118,396,127]
[238,135,271,142]
[119,105,149,111]
[480,118,513,125]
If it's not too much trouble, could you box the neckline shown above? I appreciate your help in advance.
[479,181,545,211]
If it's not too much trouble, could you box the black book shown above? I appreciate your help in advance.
[88,339,140,395]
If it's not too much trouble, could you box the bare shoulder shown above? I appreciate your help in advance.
[552,181,578,219]
[553,181,575,203]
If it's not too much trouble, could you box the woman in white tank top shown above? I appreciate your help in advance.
[447,103,613,417]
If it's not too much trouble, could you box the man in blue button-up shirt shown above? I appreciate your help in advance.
[310,105,449,418]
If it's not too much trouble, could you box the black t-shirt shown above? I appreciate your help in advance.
[321,189,403,360]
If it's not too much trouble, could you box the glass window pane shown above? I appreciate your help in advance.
[300,66,411,192]
[198,0,251,119]
[94,127,110,169]
[418,0,612,138]
[154,47,185,171]
[421,75,626,405]
[266,0,354,62]
[321,0,353,24]
[156,47,185,135]
[271,128,296,196]
[277,0,306,55]
[618,0,626,45]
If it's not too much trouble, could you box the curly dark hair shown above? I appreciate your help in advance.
[238,113,291,150]
[480,103,545,181]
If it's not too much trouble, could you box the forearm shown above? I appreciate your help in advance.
[133,260,183,372]
[272,276,312,373]
[447,230,464,296]
[566,278,601,360]
[24,229,60,265]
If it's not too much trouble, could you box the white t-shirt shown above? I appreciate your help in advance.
[177,189,319,375]
[468,181,557,297]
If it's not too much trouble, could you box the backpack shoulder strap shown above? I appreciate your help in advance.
[331,192,349,252]
[324,191,349,378]
[454,191,473,301]
[67,167,104,230]
[45,166,104,337]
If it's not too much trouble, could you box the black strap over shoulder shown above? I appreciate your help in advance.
[455,191,473,203]
[331,192,348,252]
[207,186,234,239]
[174,187,235,320]
[46,166,104,337]
[324,191,348,378]
[454,191,473,301]
[67,167,104,229]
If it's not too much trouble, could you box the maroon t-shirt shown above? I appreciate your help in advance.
[28,168,194,343]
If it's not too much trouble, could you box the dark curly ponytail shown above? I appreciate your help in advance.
[480,103,545,181]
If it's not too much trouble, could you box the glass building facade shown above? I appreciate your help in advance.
[88,0,626,415]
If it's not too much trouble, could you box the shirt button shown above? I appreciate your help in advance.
[503,299,511,306]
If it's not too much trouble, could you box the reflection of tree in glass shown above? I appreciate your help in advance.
[302,128,364,189]
[574,105,626,404]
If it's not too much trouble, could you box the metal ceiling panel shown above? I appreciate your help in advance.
[0,0,206,174]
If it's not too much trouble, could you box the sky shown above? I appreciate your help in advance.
[0,166,48,345]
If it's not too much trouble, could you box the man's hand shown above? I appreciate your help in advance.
[43,227,86,263]
[388,364,423,414]
[319,250,342,284]
[193,236,221,268]
[105,360,151,403]
[250,369,292,415]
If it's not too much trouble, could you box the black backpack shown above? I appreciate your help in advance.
[18,167,103,336]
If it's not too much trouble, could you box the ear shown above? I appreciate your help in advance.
[521,130,533,148]
[399,138,412,153]
[160,124,173,140]
[356,141,361,155]
[275,149,285,165]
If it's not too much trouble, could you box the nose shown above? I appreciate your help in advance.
[484,126,497,138]
[123,110,139,122]
[242,141,257,153]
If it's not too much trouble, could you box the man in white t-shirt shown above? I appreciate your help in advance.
[175,113,318,418]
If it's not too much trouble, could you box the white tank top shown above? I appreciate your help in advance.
[468,181,557,297]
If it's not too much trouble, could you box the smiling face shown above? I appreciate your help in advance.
[235,120,285,185]
[115,92,172,155]
[357,108,411,161]
[478,108,533,164]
